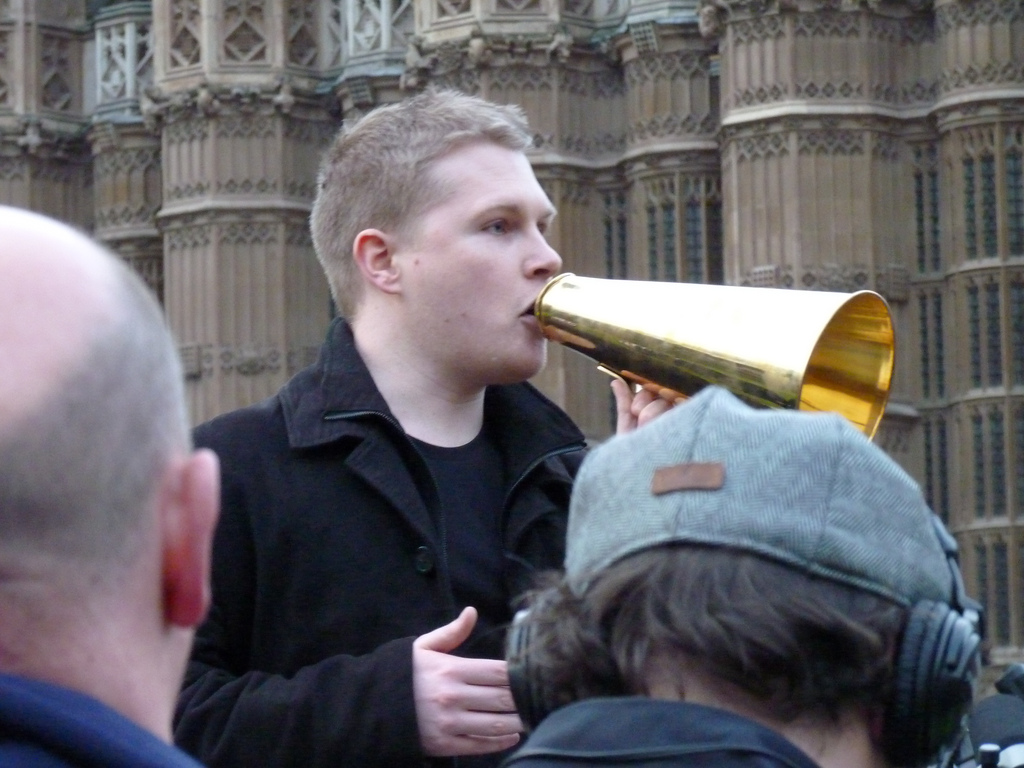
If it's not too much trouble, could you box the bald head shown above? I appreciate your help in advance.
[0,206,188,578]
[0,207,122,426]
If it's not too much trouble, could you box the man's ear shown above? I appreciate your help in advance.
[160,448,220,629]
[353,228,402,295]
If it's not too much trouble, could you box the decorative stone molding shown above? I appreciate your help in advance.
[793,80,863,99]
[0,118,88,159]
[935,0,1024,34]
[143,80,302,132]
[698,0,731,39]
[96,15,153,114]
[730,132,790,160]
[165,221,214,251]
[169,0,202,70]
[940,62,1024,93]
[876,263,910,303]
[403,30,595,88]
[40,33,74,112]
[792,10,860,38]
[218,220,279,246]
[0,28,10,108]
[179,343,215,380]
[740,263,872,292]
[733,83,788,108]
[624,50,711,87]
[627,112,717,143]
[728,13,785,43]
[222,0,268,65]
[797,128,865,155]
[286,0,318,68]
[219,345,282,376]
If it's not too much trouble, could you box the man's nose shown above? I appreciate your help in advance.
[528,238,562,278]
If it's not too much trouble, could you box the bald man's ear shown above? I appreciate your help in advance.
[160,449,219,629]
[352,228,402,295]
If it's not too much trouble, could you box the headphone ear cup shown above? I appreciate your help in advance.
[506,610,549,732]
[884,601,980,768]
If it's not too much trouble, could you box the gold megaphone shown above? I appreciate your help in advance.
[534,273,895,439]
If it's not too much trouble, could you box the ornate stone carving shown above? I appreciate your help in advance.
[497,0,542,11]
[627,112,717,143]
[0,156,27,180]
[286,0,318,68]
[169,0,202,69]
[285,222,313,246]
[731,132,790,160]
[797,128,864,155]
[873,133,901,161]
[166,222,214,251]
[730,14,785,44]
[97,19,154,110]
[698,0,730,39]
[144,81,301,132]
[220,346,282,376]
[40,34,73,111]
[219,220,279,245]
[222,0,268,63]
[94,146,162,229]
[801,263,871,291]
[740,263,872,292]
[733,83,788,108]
[214,114,276,139]
[122,251,164,303]
[741,264,794,288]
[435,0,471,18]
[941,62,1024,93]
[793,10,860,38]
[0,29,10,108]
[936,0,1024,34]
[876,263,909,303]
[624,50,710,87]
[793,80,863,99]
[179,343,215,380]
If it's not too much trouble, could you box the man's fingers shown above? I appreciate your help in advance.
[435,732,521,757]
[414,606,478,653]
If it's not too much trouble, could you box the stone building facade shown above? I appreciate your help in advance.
[1,0,1022,660]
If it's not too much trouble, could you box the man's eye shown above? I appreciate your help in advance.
[485,221,509,234]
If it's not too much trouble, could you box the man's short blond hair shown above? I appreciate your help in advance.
[310,88,534,318]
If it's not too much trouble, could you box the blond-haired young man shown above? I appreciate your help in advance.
[174,89,667,768]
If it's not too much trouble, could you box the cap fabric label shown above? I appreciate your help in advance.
[651,462,725,494]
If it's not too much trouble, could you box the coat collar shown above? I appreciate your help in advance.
[280,318,586,472]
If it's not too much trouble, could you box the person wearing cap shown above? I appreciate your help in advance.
[503,385,983,768]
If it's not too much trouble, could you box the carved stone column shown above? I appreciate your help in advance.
[0,0,91,225]
[930,0,1024,656]
[709,0,931,463]
[90,2,164,301]
[150,0,333,423]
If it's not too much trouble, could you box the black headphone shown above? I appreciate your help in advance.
[507,516,982,768]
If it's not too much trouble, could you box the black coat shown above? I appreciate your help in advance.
[502,698,821,768]
[174,319,587,768]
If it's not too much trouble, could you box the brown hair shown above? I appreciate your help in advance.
[309,88,533,318]
[514,545,906,724]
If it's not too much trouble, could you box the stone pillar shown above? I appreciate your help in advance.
[709,0,929,461]
[931,0,1024,655]
[90,2,164,301]
[149,0,333,424]
[0,0,91,225]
